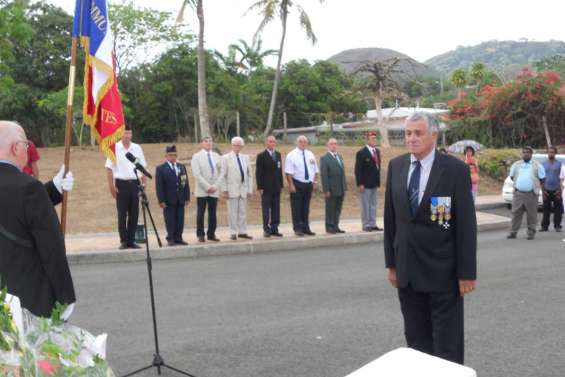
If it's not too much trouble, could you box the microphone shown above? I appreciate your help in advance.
[125,152,152,179]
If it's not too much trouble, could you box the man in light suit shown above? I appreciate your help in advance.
[320,138,347,234]
[191,137,222,243]
[384,112,477,364]
[220,136,253,240]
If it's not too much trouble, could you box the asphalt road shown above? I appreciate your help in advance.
[70,229,565,377]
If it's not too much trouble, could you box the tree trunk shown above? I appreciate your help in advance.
[542,116,552,148]
[196,0,211,138]
[374,94,390,148]
[264,3,288,138]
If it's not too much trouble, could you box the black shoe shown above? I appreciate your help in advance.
[128,243,142,249]
[294,231,304,237]
[539,228,548,232]
[167,241,177,247]
[198,236,206,243]
[263,232,271,238]
[507,233,517,239]
[119,243,128,250]
[556,227,562,232]
[527,235,535,240]
[238,234,253,240]
[230,235,237,241]
[303,230,316,236]
[371,226,383,231]
[363,227,374,232]
[326,229,337,234]
[336,229,346,233]
[271,232,283,237]
[175,240,188,246]
[207,236,220,242]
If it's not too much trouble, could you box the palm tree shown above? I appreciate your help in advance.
[247,0,325,137]
[177,0,211,138]
[469,62,486,93]
[355,57,408,148]
[451,68,467,100]
[229,38,278,76]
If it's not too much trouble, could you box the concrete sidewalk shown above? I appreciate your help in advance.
[65,195,508,265]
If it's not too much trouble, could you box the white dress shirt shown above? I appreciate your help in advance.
[105,141,147,180]
[407,149,436,204]
[285,147,318,183]
[167,161,179,175]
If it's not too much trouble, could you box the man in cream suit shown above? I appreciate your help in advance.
[220,136,253,240]
[191,137,222,242]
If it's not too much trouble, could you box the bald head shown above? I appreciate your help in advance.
[0,121,29,168]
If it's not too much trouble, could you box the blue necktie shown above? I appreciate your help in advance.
[303,151,309,181]
[207,152,215,176]
[408,161,421,217]
[236,154,244,182]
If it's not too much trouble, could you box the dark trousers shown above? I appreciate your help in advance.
[115,179,140,245]
[325,195,344,231]
[164,203,185,242]
[541,190,563,230]
[290,179,313,232]
[398,284,464,364]
[261,191,281,233]
[196,196,217,238]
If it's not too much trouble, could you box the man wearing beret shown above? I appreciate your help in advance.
[156,145,190,246]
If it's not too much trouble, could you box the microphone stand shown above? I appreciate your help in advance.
[122,168,197,377]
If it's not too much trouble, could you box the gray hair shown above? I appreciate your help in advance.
[0,121,25,154]
[405,112,440,133]
[231,136,244,146]
[296,135,309,144]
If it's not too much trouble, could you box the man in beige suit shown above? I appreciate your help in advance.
[220,136,253,240]
[191,137,222,242]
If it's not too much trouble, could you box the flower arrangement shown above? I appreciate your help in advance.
[0,287,115,376]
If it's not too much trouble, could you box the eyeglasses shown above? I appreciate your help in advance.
[15,140,30,149]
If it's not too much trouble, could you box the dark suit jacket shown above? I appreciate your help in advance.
[156,162,190,206]
[0,163,75,317]
[320,152,347,196]
[383,151,477,292]
[255,149,283,193]
[355,146,381,188]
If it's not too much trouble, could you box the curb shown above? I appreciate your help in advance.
[67,218,510,266]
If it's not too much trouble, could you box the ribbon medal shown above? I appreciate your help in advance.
[430,196,438,222]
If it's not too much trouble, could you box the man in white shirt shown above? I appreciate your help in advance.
[284,135,319,236]
[220,137,253,240]
[105,125,147,249]
[191,137,222,242]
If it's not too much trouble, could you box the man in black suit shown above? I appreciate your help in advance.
[383,113,477,364]
[256,136,284,237]
[320,138,347,234]
[156,145,190,246]
[0,121,75,318]
[355,131,382,231]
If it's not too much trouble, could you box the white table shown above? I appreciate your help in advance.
[344,348,477,377]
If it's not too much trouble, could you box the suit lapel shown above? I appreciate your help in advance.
[417,152,444,217]
[398,155,412,218]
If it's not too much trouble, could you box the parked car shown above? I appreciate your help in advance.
[502,153,565,209]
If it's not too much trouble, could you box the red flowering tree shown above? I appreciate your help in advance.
[448,67,565,148]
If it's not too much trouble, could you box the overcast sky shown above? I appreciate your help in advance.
[49,0,565,65]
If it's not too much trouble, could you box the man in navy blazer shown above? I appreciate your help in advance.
[156,145,190,246]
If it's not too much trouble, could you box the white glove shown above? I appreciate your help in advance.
[52,165,74,193]
[61,302,75,321]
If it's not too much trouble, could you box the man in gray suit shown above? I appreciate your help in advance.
[320,138,347,234]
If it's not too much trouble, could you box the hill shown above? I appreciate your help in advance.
[328,47,438,80]
[425,40,565,76]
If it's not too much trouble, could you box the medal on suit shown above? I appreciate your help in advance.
[437,199,445,225]
[444,197,452,222]
[430,196,438,222]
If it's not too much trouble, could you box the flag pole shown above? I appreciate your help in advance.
[61,36,79,236]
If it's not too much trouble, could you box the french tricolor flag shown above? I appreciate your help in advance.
[73,0,125,162]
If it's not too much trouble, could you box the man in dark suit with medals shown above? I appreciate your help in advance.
[383,113,477,364]
[355,131,382,231]
[320,138,347,234]
[156,145,190,246]
[0,121,76,318]
[256,135,284,237]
